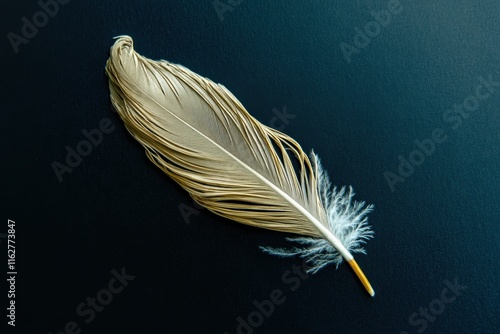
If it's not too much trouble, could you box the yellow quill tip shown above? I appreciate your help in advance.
[348,259,375,297]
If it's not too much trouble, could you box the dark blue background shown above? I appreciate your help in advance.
[2,1,499,333]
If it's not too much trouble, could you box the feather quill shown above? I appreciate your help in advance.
[105,36,375,296]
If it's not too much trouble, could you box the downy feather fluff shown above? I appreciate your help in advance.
[105,36,375,295]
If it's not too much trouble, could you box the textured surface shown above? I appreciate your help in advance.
[2,0,499,333]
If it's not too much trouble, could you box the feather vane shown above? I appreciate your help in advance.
[105,36,375,296]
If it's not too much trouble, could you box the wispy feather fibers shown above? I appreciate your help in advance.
[105,36,375,296]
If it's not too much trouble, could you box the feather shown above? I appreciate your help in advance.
[105,36,375,296]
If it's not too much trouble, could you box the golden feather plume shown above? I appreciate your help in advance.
[105,36,375,296]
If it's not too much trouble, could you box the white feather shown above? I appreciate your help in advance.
[261,153,374,273]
